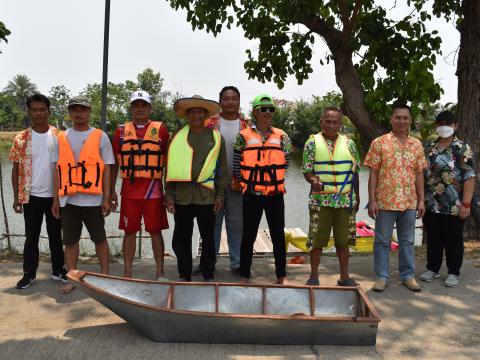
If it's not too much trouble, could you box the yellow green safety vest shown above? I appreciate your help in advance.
[166,125,221,189]
[313,133,356,194]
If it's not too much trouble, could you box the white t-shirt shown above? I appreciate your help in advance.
[30,129,56,197]
[52,127,115,207]
[219,117,240,178]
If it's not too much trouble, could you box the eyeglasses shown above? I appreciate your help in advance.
[256,106,276,113]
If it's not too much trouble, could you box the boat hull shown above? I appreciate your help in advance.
[70,271,380,346]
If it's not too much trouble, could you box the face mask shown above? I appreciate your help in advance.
[436,125,454,138]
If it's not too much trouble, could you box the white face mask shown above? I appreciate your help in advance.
[436,125,454,138]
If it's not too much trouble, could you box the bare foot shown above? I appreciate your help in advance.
[59,283,75,294]
[276,277,289,285]
[239,277,250,284]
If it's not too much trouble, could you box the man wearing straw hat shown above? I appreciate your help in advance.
[302,107,361,287]
[165,95,227,282]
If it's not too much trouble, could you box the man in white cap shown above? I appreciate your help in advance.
[111,90,170,280]
[165,95,227,282]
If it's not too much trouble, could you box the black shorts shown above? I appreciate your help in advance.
[61,204,107,245]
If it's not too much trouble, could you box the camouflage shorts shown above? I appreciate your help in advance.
[307,206,356,249]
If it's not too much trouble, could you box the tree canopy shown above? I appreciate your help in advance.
[167,0,444,144]
[0,21,10,53]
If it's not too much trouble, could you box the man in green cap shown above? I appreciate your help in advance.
[233,94,292,284]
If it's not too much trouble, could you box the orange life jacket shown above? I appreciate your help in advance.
[117,121,165,183]
[57,128,104,197]
[239,126,287,195]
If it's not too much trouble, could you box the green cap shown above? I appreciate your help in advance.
[252,94,275,108]
[68,95,91,108]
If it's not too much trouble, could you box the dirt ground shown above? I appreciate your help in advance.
[0,254,479,360]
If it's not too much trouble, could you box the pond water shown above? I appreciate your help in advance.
[0,148,421,258]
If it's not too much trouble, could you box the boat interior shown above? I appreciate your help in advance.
[80,273,379,320]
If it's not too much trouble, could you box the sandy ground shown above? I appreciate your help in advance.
[0,255,479,360]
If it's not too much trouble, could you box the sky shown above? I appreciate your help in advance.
[0,0,460,112]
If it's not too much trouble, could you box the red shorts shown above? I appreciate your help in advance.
[119,197,169,234]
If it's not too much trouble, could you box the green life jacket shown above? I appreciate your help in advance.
[313,133,355,194]
[166,125,221,189]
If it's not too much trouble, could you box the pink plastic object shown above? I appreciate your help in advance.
[390,241,399,251]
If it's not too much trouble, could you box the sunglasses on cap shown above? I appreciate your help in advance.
[255,105,276,113]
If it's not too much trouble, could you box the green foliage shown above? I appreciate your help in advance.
[3,74,37,111]
[354,7,443,126]
[271,91,343,148]
[49,85,71,128]
[0,92,23,130]
[166,0,444,132]
[80,68,182,134]
[0,21,11,53]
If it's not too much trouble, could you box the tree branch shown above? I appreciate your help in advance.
[350,0,363,29]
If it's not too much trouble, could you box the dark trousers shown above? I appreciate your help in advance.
[172,204,216,281]
[22,195,64,276]
[240,193,286,279]
[423,211,464,276]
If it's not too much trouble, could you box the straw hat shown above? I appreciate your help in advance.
[173,95,220,119]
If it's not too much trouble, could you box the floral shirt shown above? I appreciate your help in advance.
[302,133,361,208]
[204,113,249,131]
[424,137,476,216]
[9,126,58,204]
[364,132,427,211]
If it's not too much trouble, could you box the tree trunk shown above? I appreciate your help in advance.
[332,47,388,145]
[456,0,480,240]
[303,18,387,146]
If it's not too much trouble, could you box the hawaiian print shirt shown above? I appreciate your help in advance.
[364,132,427,211]
[9,126,58,204]
[302,133,361,208]
[424,137,476,216]
[204,113,249,131]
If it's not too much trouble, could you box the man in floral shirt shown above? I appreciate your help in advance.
[302,107,360,286]
[9,94,66,289]
[421,110,475,287]
[364,103,427,292]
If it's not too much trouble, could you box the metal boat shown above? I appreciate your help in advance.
[67,270,381,345]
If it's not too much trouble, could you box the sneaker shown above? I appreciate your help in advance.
[402,277,421,292]
[444,274,459,287]
[337,278,357,287]
[192,265,202,276]
[305,278,320,286]
[16,273,36,289]
[51,268,68,283]
[371,278,388,292]
[419,270,440,282]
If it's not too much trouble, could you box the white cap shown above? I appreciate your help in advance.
[130,90,151,104]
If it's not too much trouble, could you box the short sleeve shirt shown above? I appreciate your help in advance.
[424,137,476,215]
[53,127,115,207]
[302,133,361,208]
[364,132,427,210]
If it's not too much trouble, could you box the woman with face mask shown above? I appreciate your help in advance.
[421,111,476,287]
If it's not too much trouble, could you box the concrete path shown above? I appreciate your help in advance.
[0,255,479,359]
